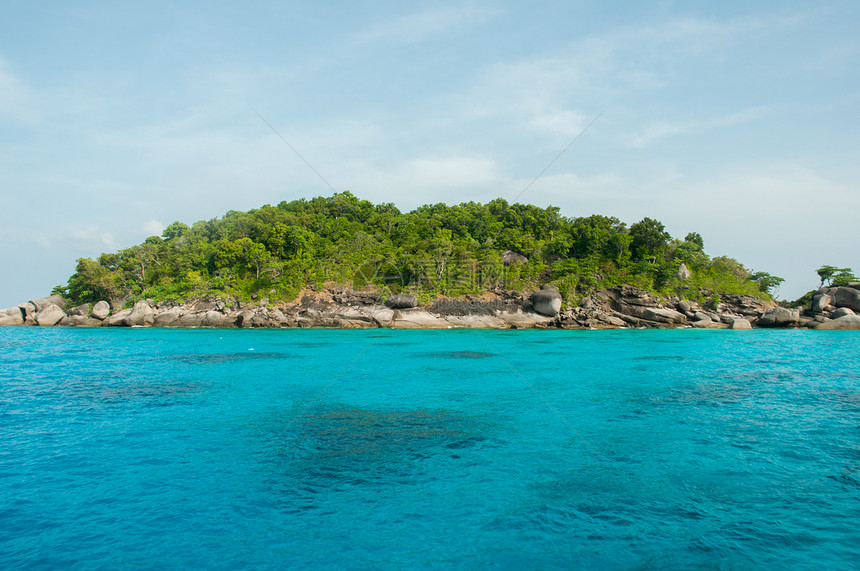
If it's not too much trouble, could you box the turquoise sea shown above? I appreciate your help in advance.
[1,327,858,569]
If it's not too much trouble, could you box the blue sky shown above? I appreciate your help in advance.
[1,0,858,306]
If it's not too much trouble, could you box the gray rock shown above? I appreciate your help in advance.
[502,250,528,265]
[677,300,692,313]
[642,307,687,324]
[67,303,91,317]
[692,311,711,322]
[813,315,860,330]
[810,293,831,313]
[30,295,65,312]
[76,316,104,327]
[832,287,860,311]
[35,304,66,326]
[105,309,132,326]
[235,310,256,328]
[366,307,395,327]
[756,307,799,328]
[730,318,752,330]
[126,301,155,326]
[153,311,182,327]
[830,307,855,319]
[531,286,562,317]
[674,263,692,280]
[178,313,204,327]
[0,307,24,325]
[201,310,228,327]
[17,302,36,319]
[391,309,444,328]
[386,294,418,309]
[92,301,111,320]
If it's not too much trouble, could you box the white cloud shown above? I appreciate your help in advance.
[67,226,119,251]
[142,220,165,237]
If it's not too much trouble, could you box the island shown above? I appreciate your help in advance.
[2,193,859,330]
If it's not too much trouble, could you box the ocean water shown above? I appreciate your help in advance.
[0,327,858,570]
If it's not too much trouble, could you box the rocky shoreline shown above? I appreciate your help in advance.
[3,283,860,330]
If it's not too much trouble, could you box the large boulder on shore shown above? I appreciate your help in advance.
[385,294,418,309]
[729,318,752,330]
[35,304,66,326]
[126,301,155,326]
[531,286,562,316]
[642,307,687,325]
[105,309,132,326]
[67,303,91,317]
[153,310,182,327]
[91,301,111,320]
[832,287,860,312]
[30,295,65,312]
[0,307,24,325]
[813,314,860,330]
[756,307,799,328]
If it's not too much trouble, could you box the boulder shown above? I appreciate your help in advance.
[642,307,687,324]
[153,311,182,327]
[677,300,692,313]
[91,301,111,320]
[499,309,557,328]
[201,310,228,327]
[531,286,562,317]
[105,309,132,326]
[67,303,91,317]
[178,313,204,327]
[502,250,528,265]
[0,307,24,325]
[235,310,256,328]
[17,302,36,320]
[756,307,799,328]
[76,316,104,327]
[674,263,692,280]
[810,293,831,314]
[729,318,752,330]
[126,301,155,326]
[366,307,395,327]
[385,294,418,309]
[813,315,860,330]
[830,307,855,319]
[692,311,711,322]
[35,304,66,326]
[832,287,860,312]
[30,295,65,312]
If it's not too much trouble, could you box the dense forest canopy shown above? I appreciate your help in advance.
[56,192,782,308]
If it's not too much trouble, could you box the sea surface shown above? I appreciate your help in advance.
[1,327,858,569]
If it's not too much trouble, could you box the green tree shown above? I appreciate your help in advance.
[629,217,670,261]
[818,265,855,287]
[749,271,784,295]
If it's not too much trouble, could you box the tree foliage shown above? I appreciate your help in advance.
[58,192,778,307]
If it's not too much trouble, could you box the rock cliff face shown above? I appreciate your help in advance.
[2,283,859,330]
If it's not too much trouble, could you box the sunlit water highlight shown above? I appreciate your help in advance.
[1,327,858,569]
